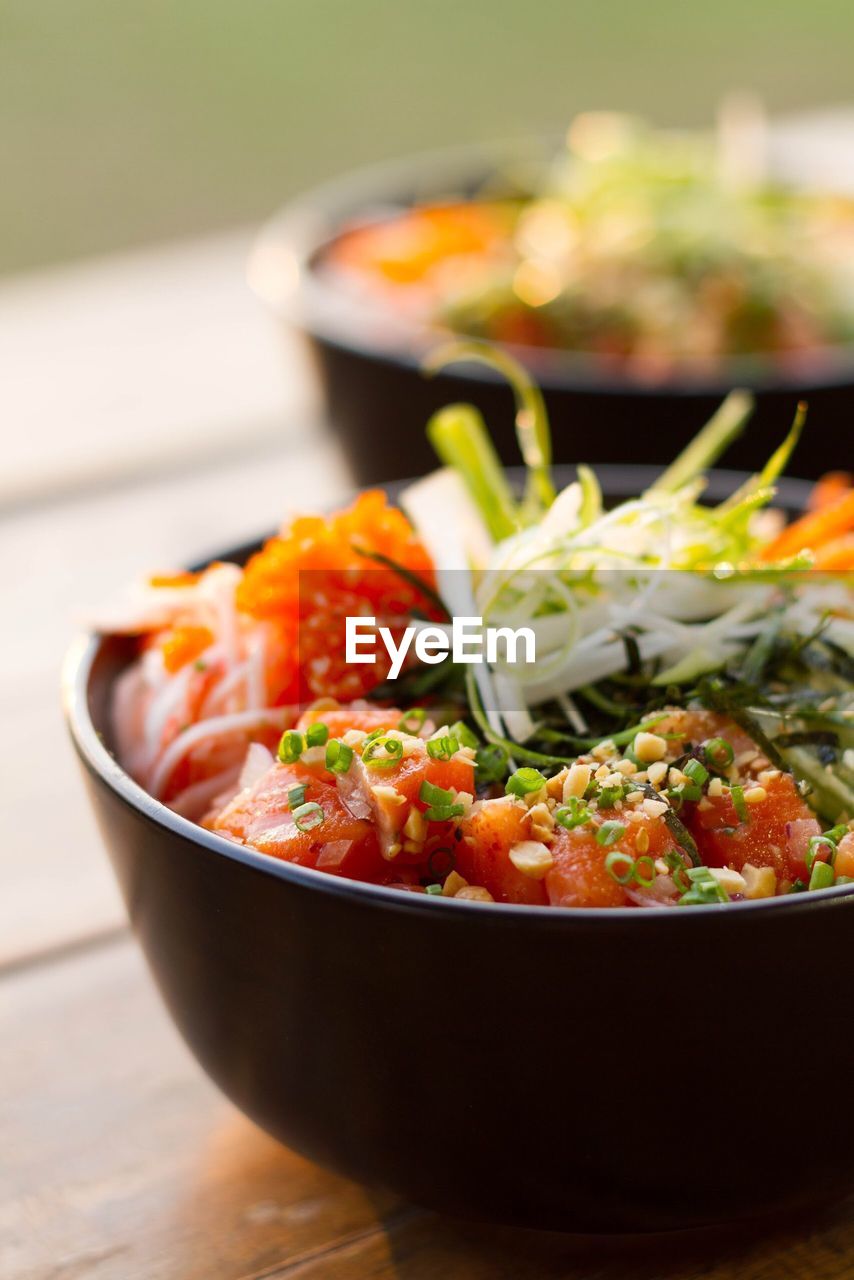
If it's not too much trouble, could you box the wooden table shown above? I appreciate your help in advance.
[3,236,854,1279]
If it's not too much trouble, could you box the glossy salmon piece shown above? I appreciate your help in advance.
[546,810,679,909]
[456,799,548,906]
[687,773,820,883]
[213,762,385,881]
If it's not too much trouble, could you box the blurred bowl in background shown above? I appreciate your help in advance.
[249,131,854,486]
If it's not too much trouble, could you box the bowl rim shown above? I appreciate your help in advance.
[247,135,854,397]
[63,463,854,925]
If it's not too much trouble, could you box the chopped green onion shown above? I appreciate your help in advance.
[678,866,729,905]
[450,720,479,750]
[474,743,508,785]
[292,801,324,833]
[597,783,625,809]
[633,855,656,888]
[683,759,709,787]
[425,883,443,896]
[506,768,547,798]
[704,738,734,770]
[427,735,459,761]
[555,797,592,830]
[287,783,307,811]
[277,730,304,765]
[809,860,835,892]
[363,727,385,744]
[419,779,465,822]
[362,736,405,769]
[325,739,354,775]
[604,850,635,884]
[824,825,849,845]
[596,821,626,848]
[670,783,703,805]
[305,722,329,748]
[806,835,837,873]
[398,708,427,734]
[731,785,749,824]
[663,851,691,894]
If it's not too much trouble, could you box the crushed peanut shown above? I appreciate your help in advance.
[508,841,554,879]
[709,866,747,895]
[455,886,494,902]
[634,731,668,763]
[744,786,768,805]
[708,776,725,798]
[646,760,668,786]
[591,739,618,762]
[442,870,468,897]
[642,797,669,818]
[742,863,777,899]
[635,828,650,854]
[527,802,555,844]
[563,762,591,800]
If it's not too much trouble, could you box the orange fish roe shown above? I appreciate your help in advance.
[161,624,214,674]
[236,490,438,702]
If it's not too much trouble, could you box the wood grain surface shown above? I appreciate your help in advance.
[3,935,853,1280]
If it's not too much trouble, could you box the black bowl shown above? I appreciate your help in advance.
[249,141,854,485]
[64,466,854,1234]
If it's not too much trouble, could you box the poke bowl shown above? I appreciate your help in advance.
[65,368,854,1232]
[250,116,854,484]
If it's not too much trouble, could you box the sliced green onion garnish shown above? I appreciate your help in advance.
[325,739,354,775]
[704,738,734,770]
[683,759,709,787]
[362,736,405,769]
[633,855,656,888]
[506,768,547,798]
[287,783,307,811]
[427,735,460,761]
[363,727,385,744]
[678,866,729,905]
[425,883,443,896]
[474,743,508,785]
[806,835,837,873]
[554,797,592,830]
[277,730,304,765]
[292,801,324,833]
[596,820,626,848]
[597,784,625,809]
[604,850,635,884]
[731,785,749,824]
[809,860,835,892]
[450,720,479,750]
[305,722,329,748]
[419,779,465,822]
[398,708,427,734]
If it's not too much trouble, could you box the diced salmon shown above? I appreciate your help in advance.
[213,762,385,881]
[687,773,820,883]
[456,798,548,906]
[546,809,679,908]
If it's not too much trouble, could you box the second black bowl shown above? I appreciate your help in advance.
[250,142,854,485]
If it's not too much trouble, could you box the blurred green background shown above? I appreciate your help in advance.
[2,0,852,275]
